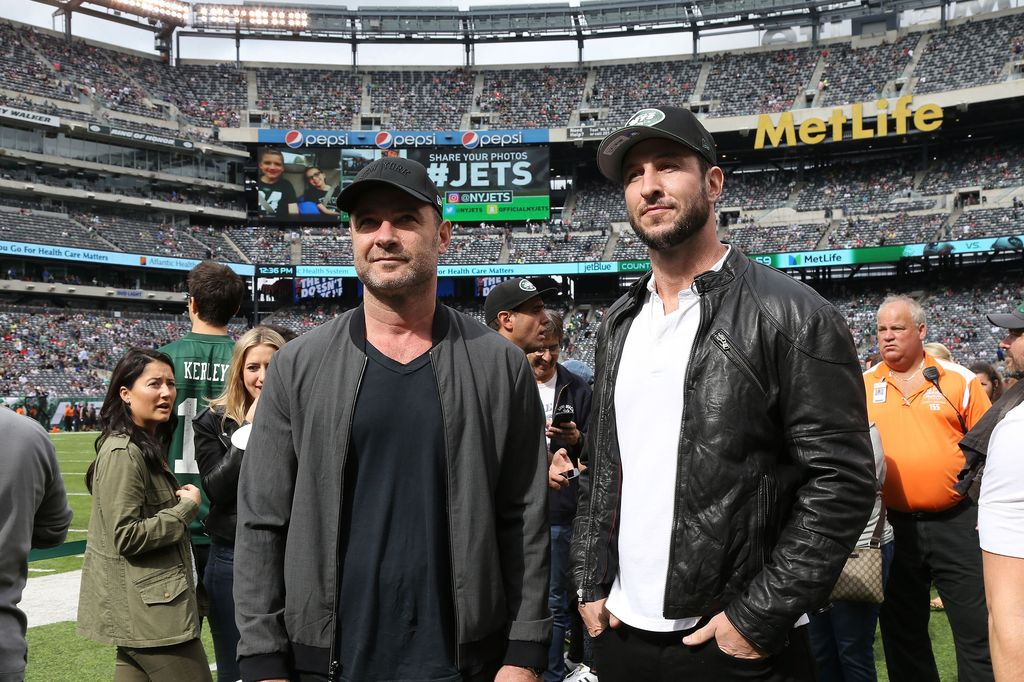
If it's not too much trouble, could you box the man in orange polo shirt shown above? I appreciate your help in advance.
[865,294,993,682]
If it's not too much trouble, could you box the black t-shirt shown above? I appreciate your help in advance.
[257,177,297,218]
[335,342,460,682]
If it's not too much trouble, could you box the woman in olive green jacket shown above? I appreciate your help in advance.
[77,349,212,682]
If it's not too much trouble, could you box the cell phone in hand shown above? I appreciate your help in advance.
[560,467,580,480]
[552,404,575,426]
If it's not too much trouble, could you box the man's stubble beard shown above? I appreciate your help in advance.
[628,185,713,252]
[356,233,440,299]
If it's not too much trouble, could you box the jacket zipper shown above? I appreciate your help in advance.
[327,355,367,682]
[429,349,461,670]
[664,282,709,605]
[579,297,631,604]
[711,329,766,395]
[758,472,775,566]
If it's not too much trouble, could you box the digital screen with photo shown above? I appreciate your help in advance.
[248,145,550,224]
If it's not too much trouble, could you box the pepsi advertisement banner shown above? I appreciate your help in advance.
[406,146,550,222]
[260,128,550,149]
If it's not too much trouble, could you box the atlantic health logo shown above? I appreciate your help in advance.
[461,131,480,149]
[375,131,394,149]
[284,130,304,149]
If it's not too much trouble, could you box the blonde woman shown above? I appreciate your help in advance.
[192,327,286,682]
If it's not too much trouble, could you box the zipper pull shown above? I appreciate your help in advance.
[329,661,340,681]
[712,330,730,351]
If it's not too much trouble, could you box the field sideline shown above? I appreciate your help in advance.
[24,433,959,680]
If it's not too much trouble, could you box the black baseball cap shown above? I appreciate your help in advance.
[485,278,557,324]
[339,156,444,216]
[987,299,1024,329]
[597,106,717,183]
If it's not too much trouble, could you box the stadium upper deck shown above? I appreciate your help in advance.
[1,9,1023,135]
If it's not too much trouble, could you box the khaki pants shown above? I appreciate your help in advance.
[115,639,212,682]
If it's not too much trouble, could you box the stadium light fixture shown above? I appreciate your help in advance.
[194,4,310,30]
[95,0,191,25]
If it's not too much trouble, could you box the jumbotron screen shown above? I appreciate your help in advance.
[249,145,550,223]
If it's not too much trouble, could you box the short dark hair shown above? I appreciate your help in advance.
[188,260,244,327]
[259,148,284,163]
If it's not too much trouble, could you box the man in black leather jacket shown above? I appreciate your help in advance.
[569,106,876,681]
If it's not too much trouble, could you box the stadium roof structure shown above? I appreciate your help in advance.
[36,0,949,51]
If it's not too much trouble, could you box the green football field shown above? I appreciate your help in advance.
[26,432,959,680]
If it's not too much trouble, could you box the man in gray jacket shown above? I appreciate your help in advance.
[235,157,551,682]
[0,407,73,682]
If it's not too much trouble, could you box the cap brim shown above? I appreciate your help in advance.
[987,312,1024,329]
[597,127,709,183]
[338,178,440,216]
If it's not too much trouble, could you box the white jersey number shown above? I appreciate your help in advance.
[175,397,200,474]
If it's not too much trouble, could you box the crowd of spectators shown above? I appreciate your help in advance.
[704,48,817,117]
[949,205,1023,240]
[795,158,918,213]
[915,11,1024,94]
[255,68,362,130]
[587,61,702,124]
[726,219,826,253]
[919,142,1024,194]
[719,169,797,210]
[817,36,917,107]
[829,212,946,248]
[508,232,606,263]
[478,67,587,128]
[370,69,475,130]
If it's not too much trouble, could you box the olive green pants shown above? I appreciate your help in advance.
[114,639,212,682]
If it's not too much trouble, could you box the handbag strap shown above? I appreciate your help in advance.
[868,501,887,549]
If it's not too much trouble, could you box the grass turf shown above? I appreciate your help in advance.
[26,621,216,681]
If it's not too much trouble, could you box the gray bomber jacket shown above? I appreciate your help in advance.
[234,304,551,681]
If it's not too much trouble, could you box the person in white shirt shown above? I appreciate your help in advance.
[978,302,1024,681]
[569,107,874,682]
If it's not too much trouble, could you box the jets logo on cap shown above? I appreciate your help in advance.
[519,279,537,292]
[284,130,304,148]
[626,108,666,128]
[461,131,480,149]
[375,131,394,149]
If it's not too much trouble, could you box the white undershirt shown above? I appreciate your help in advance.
[979,401,1024,559]
[607,249,728,632]
[537,373,557,449]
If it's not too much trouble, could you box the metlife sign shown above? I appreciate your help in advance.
[259,128,550,149]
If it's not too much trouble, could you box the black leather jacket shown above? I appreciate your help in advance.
[193,406,244,546]
[570,248,875,654]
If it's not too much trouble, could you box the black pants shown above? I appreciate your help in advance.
[880,501,993,682]
[593,621,817,682]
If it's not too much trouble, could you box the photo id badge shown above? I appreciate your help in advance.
[873,381,887,404]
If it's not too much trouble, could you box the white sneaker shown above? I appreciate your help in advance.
[564,663,598,682]
[563,651,581,670]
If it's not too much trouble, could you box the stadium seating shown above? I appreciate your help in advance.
[726,220,826,253]
[704,48,817,118]
[508,233,606,263]
[370,69,475,130]
[914,12,1024,94]
[795,159,918,213]
[829,212,946,248]
[919,142,1024,194]
[817,36,917,107]
[589,61,703,125]
[949,205,1023,239]
[478,67,587,128]
[256,68,362,129]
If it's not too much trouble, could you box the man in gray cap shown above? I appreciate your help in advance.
[235,156,551,682]
[968,300,1024,679]
[570,106,875,680]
